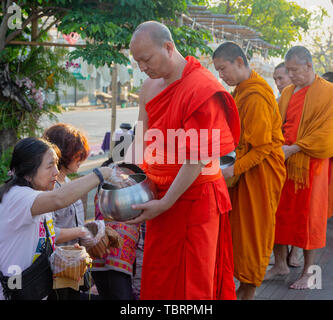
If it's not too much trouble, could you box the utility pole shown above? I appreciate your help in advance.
[109,64,118,158]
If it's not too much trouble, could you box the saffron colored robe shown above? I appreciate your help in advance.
[328,160,333,219]
[229,71,286,287]
[140,56,240,300]
[275,76,333,249]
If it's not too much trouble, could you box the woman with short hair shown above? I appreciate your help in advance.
[0,137,113,300]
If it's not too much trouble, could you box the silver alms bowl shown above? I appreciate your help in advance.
[220,150,236,170]
[98,172,157,222]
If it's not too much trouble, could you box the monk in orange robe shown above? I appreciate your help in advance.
[273,62,301,267]
[125,21,241,300]
[264,46,333,289]
[213,42,286,300]
[322,72,333,219]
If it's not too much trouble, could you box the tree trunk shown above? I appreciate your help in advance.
[31,16,38,41]
[109,64,118,158]
[0,128,17,156]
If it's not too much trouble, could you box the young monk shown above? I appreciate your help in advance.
[213,42,287,300]
[265,46,333,289]
[273,63,300,268]
[124,21,241,300]
[273,63,293,98]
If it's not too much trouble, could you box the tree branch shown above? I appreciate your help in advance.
[0,0,13,51]
[4,12,42,44]
[4,6,70,46]
[244,9,254,25]
[226,0,231,14]
[36,14,65,41]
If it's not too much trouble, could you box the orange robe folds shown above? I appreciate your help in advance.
[229,71,286,287]
[275,77,333,249]
[328,160,333,219]
[140,56,240,300]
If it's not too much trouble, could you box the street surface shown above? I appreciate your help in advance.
[40,106,139,149]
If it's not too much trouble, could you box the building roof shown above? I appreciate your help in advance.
[183,5,279,51]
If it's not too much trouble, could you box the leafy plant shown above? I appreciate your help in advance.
[1,45,82,138]
[0,147,13,185]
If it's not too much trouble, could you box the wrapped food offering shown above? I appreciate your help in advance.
[50,245,91,282]
[105,164,137,189]
[81,220,123,259]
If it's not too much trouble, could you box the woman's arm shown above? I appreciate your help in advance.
[31,167,112,216]
[56,227,87,245]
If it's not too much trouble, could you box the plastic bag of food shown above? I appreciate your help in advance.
[49,245,91,281]
[105,225,124,248]
[80,220,105,248]
[105,164,137,189]
[80,221,123,259]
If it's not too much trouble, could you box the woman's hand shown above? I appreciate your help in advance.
[99,166,113,181]
[124,199,170,224]
[222,165,234,180]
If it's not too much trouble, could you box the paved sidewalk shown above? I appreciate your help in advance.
[255,218,333,300]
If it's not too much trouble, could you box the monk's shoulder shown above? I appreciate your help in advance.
[186,66,221,90]
[141,78,166,105]
[241,90,270,108]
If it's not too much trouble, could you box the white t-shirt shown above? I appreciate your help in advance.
[0,186,56,300]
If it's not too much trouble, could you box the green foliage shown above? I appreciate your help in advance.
[209,0,312,57]
[0,0,215,155]
[171,25,213,57]
[54,0,191,66]
[0,147,12,185]
[1,0,214,67]
[1,45,82,137]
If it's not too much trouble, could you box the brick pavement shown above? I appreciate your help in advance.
[255,218,333,300]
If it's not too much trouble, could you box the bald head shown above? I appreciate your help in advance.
[130,21,183,81]
[275,62,287,72]
[132,21,174,47]
[273,62,292,94]
[284,46,315,88]
[213,42,249,68]
[285,46,313,65]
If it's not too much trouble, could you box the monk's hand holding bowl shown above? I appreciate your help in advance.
[222,164,234,180]
[282,144,301,160]
[125,199,170,224]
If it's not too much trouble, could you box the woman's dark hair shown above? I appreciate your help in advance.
[0,137,59,202]
[42,123,90,170]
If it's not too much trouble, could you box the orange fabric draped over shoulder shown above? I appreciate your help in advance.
[278,77,333,190]
[228,70,286,287]
[275,77,333,249]
[140,56,240,300]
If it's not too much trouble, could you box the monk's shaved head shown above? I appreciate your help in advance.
[132,21,174,47]
[275,62,287,73]
[285,46,313,65]
[284,45,315,88]
[213,41,249,68]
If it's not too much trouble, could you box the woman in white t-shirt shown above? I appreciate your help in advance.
[0,137,113,300]
[43,123,91,300]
